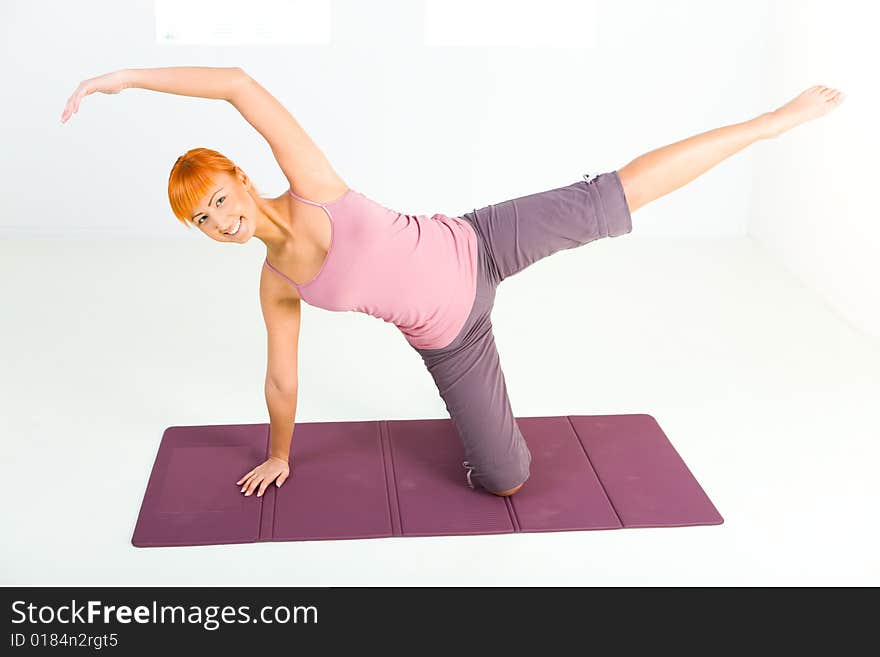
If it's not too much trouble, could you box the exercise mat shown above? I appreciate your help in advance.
[132,414,722,547]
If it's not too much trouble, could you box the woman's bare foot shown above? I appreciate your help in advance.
[760,86,846,139]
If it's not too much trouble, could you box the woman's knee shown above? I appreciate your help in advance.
[489,478,527,496]
[483,446,531,496]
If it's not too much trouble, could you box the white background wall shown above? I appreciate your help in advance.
[2,1,877,586]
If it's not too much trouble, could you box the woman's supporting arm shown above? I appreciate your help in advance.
[265,379,298,462]
[123,66,245,101]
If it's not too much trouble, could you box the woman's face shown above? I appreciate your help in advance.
[190,170,258,243]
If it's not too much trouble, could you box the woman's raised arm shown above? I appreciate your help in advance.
[60,66,243,123]
[123,66,243,100]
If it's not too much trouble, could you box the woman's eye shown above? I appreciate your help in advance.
[195,197,224,226]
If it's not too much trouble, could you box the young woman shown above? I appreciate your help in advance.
[61,67,844,499]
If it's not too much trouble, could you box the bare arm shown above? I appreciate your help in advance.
[261,265,302,461]
[265,381,297,461]
[122,65,347,198]
[227,70,347,196]
[122,66,242,101]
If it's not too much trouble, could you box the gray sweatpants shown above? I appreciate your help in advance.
[412,171,633,493]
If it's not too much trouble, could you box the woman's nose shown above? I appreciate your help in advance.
[215,217,233,232]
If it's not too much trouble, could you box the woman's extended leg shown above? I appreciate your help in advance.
[617,85,846,214]
[462,172,633,283]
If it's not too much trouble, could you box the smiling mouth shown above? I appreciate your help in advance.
[224,217,243,236]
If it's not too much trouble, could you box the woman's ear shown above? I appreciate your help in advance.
[237,168,258,195]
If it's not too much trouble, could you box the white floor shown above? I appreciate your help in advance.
[2,234,878,586]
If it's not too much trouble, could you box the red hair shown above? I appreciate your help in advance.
[167,148,261,228]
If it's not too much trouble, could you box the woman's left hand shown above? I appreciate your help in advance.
[236,456,291,497]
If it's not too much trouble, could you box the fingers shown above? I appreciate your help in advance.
[241,473,263,496]
[62,96,80,123]
[256,479,271,497]
[236,468,257,486]
[240,470,273,496]
[60,82,90,123]
[248,475,276,497]
[61,95,76,123]
[236,461,290,497]
[240,472,259,494]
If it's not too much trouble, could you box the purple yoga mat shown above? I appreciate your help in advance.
[132,414,722,547]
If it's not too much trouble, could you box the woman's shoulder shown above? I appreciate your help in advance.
[261,255,302,303]
[286,169,350,205]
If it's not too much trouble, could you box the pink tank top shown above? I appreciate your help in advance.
[264,187,478,350]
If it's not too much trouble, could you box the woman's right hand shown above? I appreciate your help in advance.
[60,70,130,124]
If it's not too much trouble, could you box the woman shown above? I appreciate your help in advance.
[61,67,844,499]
